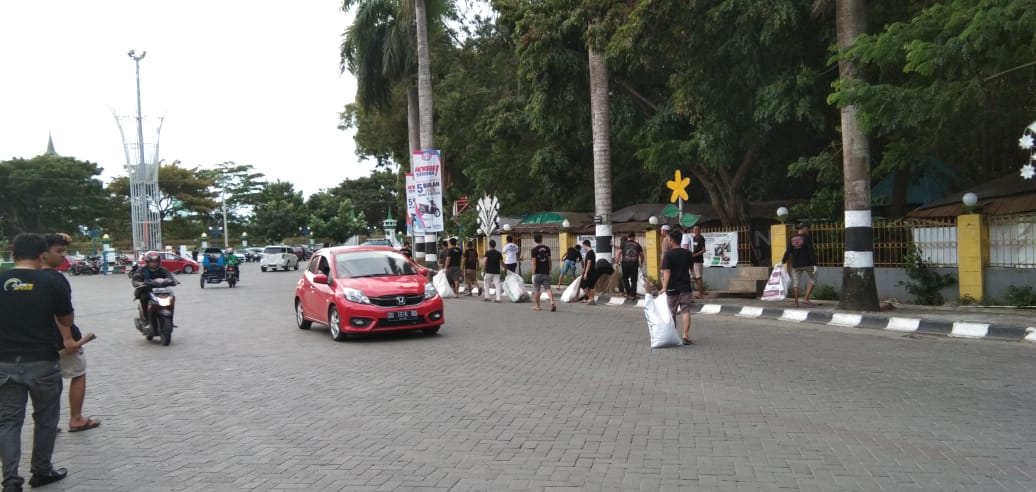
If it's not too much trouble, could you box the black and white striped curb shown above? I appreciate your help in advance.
[585,295,1036,343]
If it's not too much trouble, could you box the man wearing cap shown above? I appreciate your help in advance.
[782,222,817,307]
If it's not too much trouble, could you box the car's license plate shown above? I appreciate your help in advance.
[388,310,418,320]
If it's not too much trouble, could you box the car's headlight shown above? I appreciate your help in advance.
[343,288,370,304]
[424,283,438,300]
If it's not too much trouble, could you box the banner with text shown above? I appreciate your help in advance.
[405,173,420,235]
[704,231,739,267]
[410,150,444,233]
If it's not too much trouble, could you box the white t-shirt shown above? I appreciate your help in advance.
[502,242,519,264]
[680,233,691,249]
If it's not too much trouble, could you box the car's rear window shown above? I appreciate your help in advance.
[334,251,416,278]
[263,247,286,254]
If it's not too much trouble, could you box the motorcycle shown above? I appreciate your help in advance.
[418,200,441,218]
[69,256,100,276]
[200,263,238,288]
[134,277,178,346]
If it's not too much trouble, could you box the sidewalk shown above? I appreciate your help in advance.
[569,290,1036,343]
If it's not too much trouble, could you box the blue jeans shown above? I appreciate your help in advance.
[0,358,63,488]
[560,260,578,278]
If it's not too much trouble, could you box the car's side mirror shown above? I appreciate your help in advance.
[312,273,328,285]
[416,266,429,277]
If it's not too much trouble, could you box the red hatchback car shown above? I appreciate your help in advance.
[137,251,201,274]
[294,246,444,341]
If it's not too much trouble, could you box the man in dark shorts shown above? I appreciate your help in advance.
[462,240,479,296]
[0,233,78,490]
[661,229,695,345]
[579,240,598,305]
[482,239,504,302]
[442,238,463,298]
[690,225,706,298]
[529,234,556,312]
[619,231,644,299]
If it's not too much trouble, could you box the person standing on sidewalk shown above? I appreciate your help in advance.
[530,234,557,312]
[619,232,644,299]
[580,240,598,305]
[0,233,78,491]
[462,240,479,296]
[482,239,504,303]
[41,234,100,434]
[502,236,519,273]
[782,221,817,307]
[442,238,463,298]
[661,229,695,345]
[557,244,582,289]
[690,225,707,299]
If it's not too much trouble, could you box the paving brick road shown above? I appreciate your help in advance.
[17,264,1036,491]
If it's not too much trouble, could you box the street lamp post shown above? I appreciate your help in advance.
[128,50,147,186]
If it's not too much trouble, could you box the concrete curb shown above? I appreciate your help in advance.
[579,294,1036,343]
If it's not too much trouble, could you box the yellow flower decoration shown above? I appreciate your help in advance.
[666,169,690,203]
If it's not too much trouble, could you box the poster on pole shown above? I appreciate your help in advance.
[703,231,738,267]
[411,150,444,233]
[405,173,424,234]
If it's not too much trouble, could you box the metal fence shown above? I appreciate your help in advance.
[806,218,958,267]
[989,214,1036,268]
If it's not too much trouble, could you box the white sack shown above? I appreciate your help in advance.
[645,292,683,348]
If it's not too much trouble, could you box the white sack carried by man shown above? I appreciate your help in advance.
[560,277,581,303]
[644,292,683,348]
[760,264,791,301]
[432,270,455,298]
[503,271,529,302]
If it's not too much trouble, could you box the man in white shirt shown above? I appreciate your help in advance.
[502,235,520,273]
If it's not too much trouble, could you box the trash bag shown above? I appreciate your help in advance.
[760,264,790,301]
[503,271,529,303]
[637,266,648,295]
[645,292,683,348]
[433,270,455,298]
[561,277,581,303]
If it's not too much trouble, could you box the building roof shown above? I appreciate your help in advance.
[907,173,1036,218]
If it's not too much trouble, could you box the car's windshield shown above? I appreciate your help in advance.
[334,251,416,278]
[263,247,285,254]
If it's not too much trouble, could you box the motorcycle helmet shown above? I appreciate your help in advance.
[145,251,161,266]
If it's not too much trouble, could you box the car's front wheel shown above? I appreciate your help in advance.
[295,299,311,330]
[328,306,348,342]
[261,266,267,272]
[183,265,194,274]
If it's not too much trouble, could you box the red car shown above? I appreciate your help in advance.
[137,251,200,274]
[294,246,444,341]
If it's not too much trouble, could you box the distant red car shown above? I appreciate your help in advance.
[294,246,444,341]
[137,251,200,274]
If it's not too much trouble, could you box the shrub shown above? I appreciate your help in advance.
[811,283,840,301]
[1003,285,1036,307]
[898,244,955,305]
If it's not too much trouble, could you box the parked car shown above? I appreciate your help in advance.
[243,247,264,262]
[294,246,443,341]
[260,245,299,272]
[360,238,396,248]
[137,251,200,274]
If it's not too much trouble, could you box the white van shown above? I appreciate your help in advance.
[260,245,299,272]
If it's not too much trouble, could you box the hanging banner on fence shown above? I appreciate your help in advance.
[410,150,444,233]
[704,231,738,267]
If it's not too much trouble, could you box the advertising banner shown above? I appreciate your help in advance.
[410,150,444,233]
[405,173,422,235]
[703,231,738,267]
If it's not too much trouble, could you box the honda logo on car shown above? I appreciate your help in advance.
[396,296,406,305]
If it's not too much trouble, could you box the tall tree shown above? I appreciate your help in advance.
[306,192,369,243]
[250,181,307,242]
[833,0,879,310]
[0,155,108,236]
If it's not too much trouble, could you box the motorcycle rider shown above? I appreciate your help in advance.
[132,252,177,324]
[224,248,241,280]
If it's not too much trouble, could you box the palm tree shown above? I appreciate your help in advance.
[588,46,613,262]
[830,0,879,310]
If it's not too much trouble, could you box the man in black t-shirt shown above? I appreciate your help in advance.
[620,232,645,299]
[0,233,77,490]
[558,245,582,289]
[529,234,556,312]
[442,238,463,298]
[580,240,598,305]
[42,234,100,434]
[690,225,706,299]
[661,230,695,345]
[482,239,504,302]
[462,240,479,296]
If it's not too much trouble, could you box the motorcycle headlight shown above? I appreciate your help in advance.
[343,288,370,304]
[424,283,438,300]
[157,297,173,307]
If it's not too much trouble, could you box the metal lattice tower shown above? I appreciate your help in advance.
[113,50,163,254]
